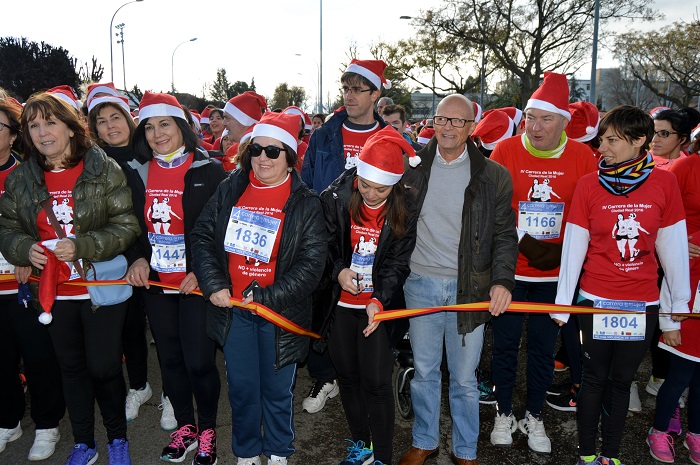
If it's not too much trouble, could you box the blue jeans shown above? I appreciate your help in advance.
[404,272,484,461]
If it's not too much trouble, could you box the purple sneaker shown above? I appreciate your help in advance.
[668,405,682,435]
[647,428,675,463]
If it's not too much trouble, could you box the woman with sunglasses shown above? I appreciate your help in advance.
[651,108,700,170]
[191,112,327,465]
[124,92,226,465]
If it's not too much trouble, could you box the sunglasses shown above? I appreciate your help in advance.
[247,143,287,159]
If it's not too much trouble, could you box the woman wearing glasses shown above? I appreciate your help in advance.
[124,92,226,465]
[651,108,700,170]
[191,112,327,465]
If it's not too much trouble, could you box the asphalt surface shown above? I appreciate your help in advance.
[1,319,693,465]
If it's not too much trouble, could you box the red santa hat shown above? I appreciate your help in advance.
[87,95,131,115]
[357,126,418,186]
[472,110,514,151]
[650,106,671,119]
[566,101,600,143]
[472,102,483,123]
[37,245,73,324]
[3,97,23,111]
[200,107,211,124]
[251,113,299,151]
[485,107,523,127]
[138,92,186,121]
[345,59,391,90]
[190,110,201,123]
[224,91,267,127]
[524,72,571,120]
[284,106,312,131]
[47,85,82,110]
[86,82,120,103]
[417,127,435,145]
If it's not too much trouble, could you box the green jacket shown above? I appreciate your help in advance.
[0,145,140,275]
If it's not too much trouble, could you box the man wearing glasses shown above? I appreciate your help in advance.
[300,59,389,416]
[398,94,518,465]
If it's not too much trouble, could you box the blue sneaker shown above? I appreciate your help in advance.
[65,443,98,465]
[339,440,374,465]
[108,438,131,465]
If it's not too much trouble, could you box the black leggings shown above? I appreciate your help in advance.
[143,292,219,430]
[328,305,395,465]
[653,352,700,433]
[122,292,148,390]
[577,303,656,458]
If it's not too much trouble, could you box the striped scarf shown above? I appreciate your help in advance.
[598,151,655,196]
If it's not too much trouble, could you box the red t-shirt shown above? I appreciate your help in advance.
[226,172,290,296]
[569,168,686,303]
[491,135,597,281]
[37,162,88,298]
[653,152,686,171]
[339,202,385,308]
[0,155,20,294]
[145,156,192,288]
[341,122,380,170]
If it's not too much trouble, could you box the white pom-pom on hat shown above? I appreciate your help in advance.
[38,312,53,325]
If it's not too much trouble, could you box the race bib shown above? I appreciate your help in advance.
[593,299,646,341]
[349,253,375,293]
[149,233,186,273]
[0,253,14,275]
[224,207,280,264]
[518,201,564,239]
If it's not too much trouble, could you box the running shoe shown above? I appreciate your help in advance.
[518,411,551,454]
[107,438,131,465]
[339,439,374,465]
[192,428,217,465]
[628,382,642,413]
[490,413,517,447]
[547,386,578,412]
[65,443,98,465]
[647,428,675,463]
[685,432,700,465]
[160,424,198,462]
[669,405,682,435]
[646,376,664,396]
[554,360,569,372]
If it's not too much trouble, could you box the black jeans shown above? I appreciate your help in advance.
[653,352,700,434]
[577,301,656,458]
[143,292,219,430]
[122,292,148,390]
[0,294,65,429]
[48,299,127,444]
[328,305,395,465]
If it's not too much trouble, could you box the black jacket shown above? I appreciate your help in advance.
[402,137,518,334]
[190,169,327,369]
[122,148,227,284]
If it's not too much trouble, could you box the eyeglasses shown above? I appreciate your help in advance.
[653,130,679,139]
[433,116,474,128]
[0,122,12,132]
[247,143,287,159]
[340,86,372,96]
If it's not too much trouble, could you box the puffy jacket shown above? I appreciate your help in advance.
[401,137,518,334]
[0,146,140,305]
[301,108,387,193]
[190,169,327,369]
[121,148,227,283]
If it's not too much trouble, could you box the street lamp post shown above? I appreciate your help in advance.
[171,38,197,94]
[401,15,437,117]
[589,0,600,104]
[295,54,321,113]
[110,0,143,82]
[115,23,127,91]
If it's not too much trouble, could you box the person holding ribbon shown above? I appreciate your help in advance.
[553,105,690,465]
[0,91,140,465]
[191,111,327,465]
[124,92,225,465]
[319,126,418,465]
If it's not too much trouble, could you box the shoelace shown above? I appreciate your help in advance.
[650,429,675,453]
[108,439,129,463]
[309,381,326,398]
[344,439,367,460]
[168,425,197,449]
[197,429,216,455]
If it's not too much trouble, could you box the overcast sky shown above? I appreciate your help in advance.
[3,0,698,110]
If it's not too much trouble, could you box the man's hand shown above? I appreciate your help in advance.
[489,285,511,316]
[662,330,681,347]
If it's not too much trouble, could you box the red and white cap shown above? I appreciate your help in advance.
[650,106,671,118]
[224,91,267,127]
[190,110,201,123]
[251,112,299,151]
[486,107,523,127]
[200,107,211,124]
[346,59,391,90]
[472,110,514,150]
[87,95,130,114]
[472,102,483,123]
[47,85,82,110]
[284,106,312,131]
[138,92,186,121]
[417,127,435,145]
[86,82,120,103]
[357,126,418,186]
[566,101,600,143]
[241,125,255,144]
[691,123,700,142]
[525,72,571,120]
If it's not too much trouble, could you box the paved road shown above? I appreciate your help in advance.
[0,321,692,464]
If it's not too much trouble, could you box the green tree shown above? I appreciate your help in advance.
[270,83,308,110]
[569,76,588,103]
[231,80,251,96]
[210,68,232,103]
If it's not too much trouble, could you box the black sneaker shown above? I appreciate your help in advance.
[546,386,578,412]
[546,381,571,396]
[192,428,216,465]
[477,369,497,405]
[160,424,198,462]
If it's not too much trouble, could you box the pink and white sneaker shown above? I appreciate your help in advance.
[686,432,700,465]
[647,428,675,463]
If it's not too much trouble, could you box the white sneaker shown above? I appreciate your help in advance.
[301,380,339,413]
[268,455,287,464]
[28,428,60,461]
[680,387,689,408]
[518,411,551,453]
[490,412,517,447]
[646,375,664,396]
[0,422,22,453]
[125,382,153,421]
[628,381,642,412]
[237,457,261,465]
[158,394,177,431]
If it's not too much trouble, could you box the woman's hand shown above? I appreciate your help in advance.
[363,301,381,337]
[179,272,199,295]
[28,243,48,269]
[689,236,700,259]
[489,285,512,316]
[338,268,361,295]
[671,314,688,323]
[210,289,233,308]
[53,238,76,262]
[662,330,681,347]
[125,258,151,288]
[14,266,31,284]
[240,294,257,315]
